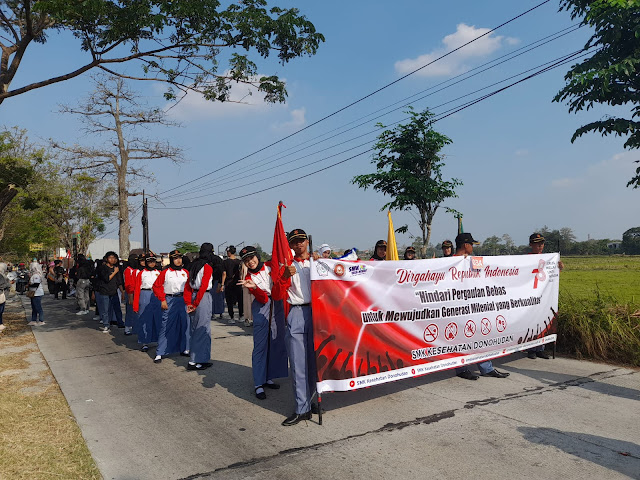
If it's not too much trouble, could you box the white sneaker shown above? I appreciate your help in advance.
[228,317,236,325]
[101,326,110,333]
[93,316,100,321]
[237,316,245,324]
[76,311,85,316]
[27,321,37,326]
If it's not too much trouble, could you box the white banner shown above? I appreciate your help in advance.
[311,254,560,393]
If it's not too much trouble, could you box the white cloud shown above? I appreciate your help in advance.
[394,24,518,78]
[272,107,306,131]
[161,74,286,121]
[550,151,639,190]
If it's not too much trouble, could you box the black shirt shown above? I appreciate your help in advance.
[222,257,241,287]
[96,263,122,296]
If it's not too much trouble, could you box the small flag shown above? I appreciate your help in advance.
[270,201,293,316]
[386,211,399,261]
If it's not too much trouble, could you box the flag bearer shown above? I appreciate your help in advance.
[273,229,318,426]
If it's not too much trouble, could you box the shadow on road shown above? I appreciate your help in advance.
[519,427,640,478]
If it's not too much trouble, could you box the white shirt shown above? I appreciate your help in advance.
[249,264,272,295]
[288,257,311,305]
[163,269,188,294]
[191,265,213,290]
[140,270,160,289]
[29,273,45,297]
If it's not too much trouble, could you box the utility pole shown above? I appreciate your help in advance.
[455,213,463,235]
[142,192,149,254]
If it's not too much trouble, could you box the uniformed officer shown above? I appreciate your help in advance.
[371,240,387,261]
[453,233,510,380]
[273,228,318,426]
[441,240,453,257]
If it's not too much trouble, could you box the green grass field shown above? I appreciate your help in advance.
[560,256,640,304]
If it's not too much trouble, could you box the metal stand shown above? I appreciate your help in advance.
[317,392,323,425]
[552,341,556,359]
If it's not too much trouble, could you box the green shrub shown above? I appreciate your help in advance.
[557,289,640,366]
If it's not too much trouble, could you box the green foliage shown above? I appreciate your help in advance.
[557,255,640,365]
[0,128,46,207]
[173,241,200,254]
[352,107,462,254]
[622,226,640,254]
[553,0,640,187]
[1,1,324,105]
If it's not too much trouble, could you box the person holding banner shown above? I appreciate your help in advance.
[238,246,288,400]
[525,233,563,359]
[453,233,510,380]
[441,240,453,257]
[274,228,318,426]
[370,240,387,261]
[403,246,416,260]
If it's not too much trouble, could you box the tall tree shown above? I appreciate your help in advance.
[53,76,182,258]
[0,0,324,106]
[352,108,462,257]
[553,0,640,188]
[173,241,200,254]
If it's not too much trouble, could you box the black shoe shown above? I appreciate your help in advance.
[187,362,212,371]
[527,351,537,359]
[483,369,510,378]
[180,352,190,357]
[124,331,133,336]
[255,387,267,400]
[141,345,149,352]
[457,370,479,381]
[117,324,125,329]
[536,351,550,359]
[282,411,312,426]
[263,382,280,390]
[310,403,324,414]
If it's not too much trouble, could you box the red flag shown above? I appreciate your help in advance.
[270,202,293,314]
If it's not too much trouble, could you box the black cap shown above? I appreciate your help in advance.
[169,249,182,258]
[288,229,308,242]
[240,246,258,260]
[455,233,479,247]
[529,233,545,244]
[441,240,453,248]
[145,253,157,262]
[405,246,415,253]
[375,240,387,248]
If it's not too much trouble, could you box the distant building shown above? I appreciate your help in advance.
[87,239,142,260]
[607,242,623,251]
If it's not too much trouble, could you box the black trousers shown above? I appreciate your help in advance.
[53,281,67,299]
[225,283,244,318]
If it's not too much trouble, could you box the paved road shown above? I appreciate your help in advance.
[22,294,640,480]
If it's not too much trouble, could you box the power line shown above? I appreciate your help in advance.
[160,23,582,200]
[158,48,589,205]
[157,0,552,197]
[152,48,590,211]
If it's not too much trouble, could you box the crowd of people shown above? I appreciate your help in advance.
[0,230,558,426]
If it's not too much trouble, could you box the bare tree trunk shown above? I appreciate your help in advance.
[114,94,130,259]
[420,209,428,258]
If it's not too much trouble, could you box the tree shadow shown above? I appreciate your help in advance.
[499,362,639,402]
[518,427,640,478]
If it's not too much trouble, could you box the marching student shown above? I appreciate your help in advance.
[123,253,139,335]
[152,250,190,363]
[184,243,217,371]
[370,240,387,261]
[238,246,288,400]
[134,253,162,352]
[453,233,510,380]
[273,228,318,426]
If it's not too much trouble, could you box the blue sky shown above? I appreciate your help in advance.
[2,0,638,254]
